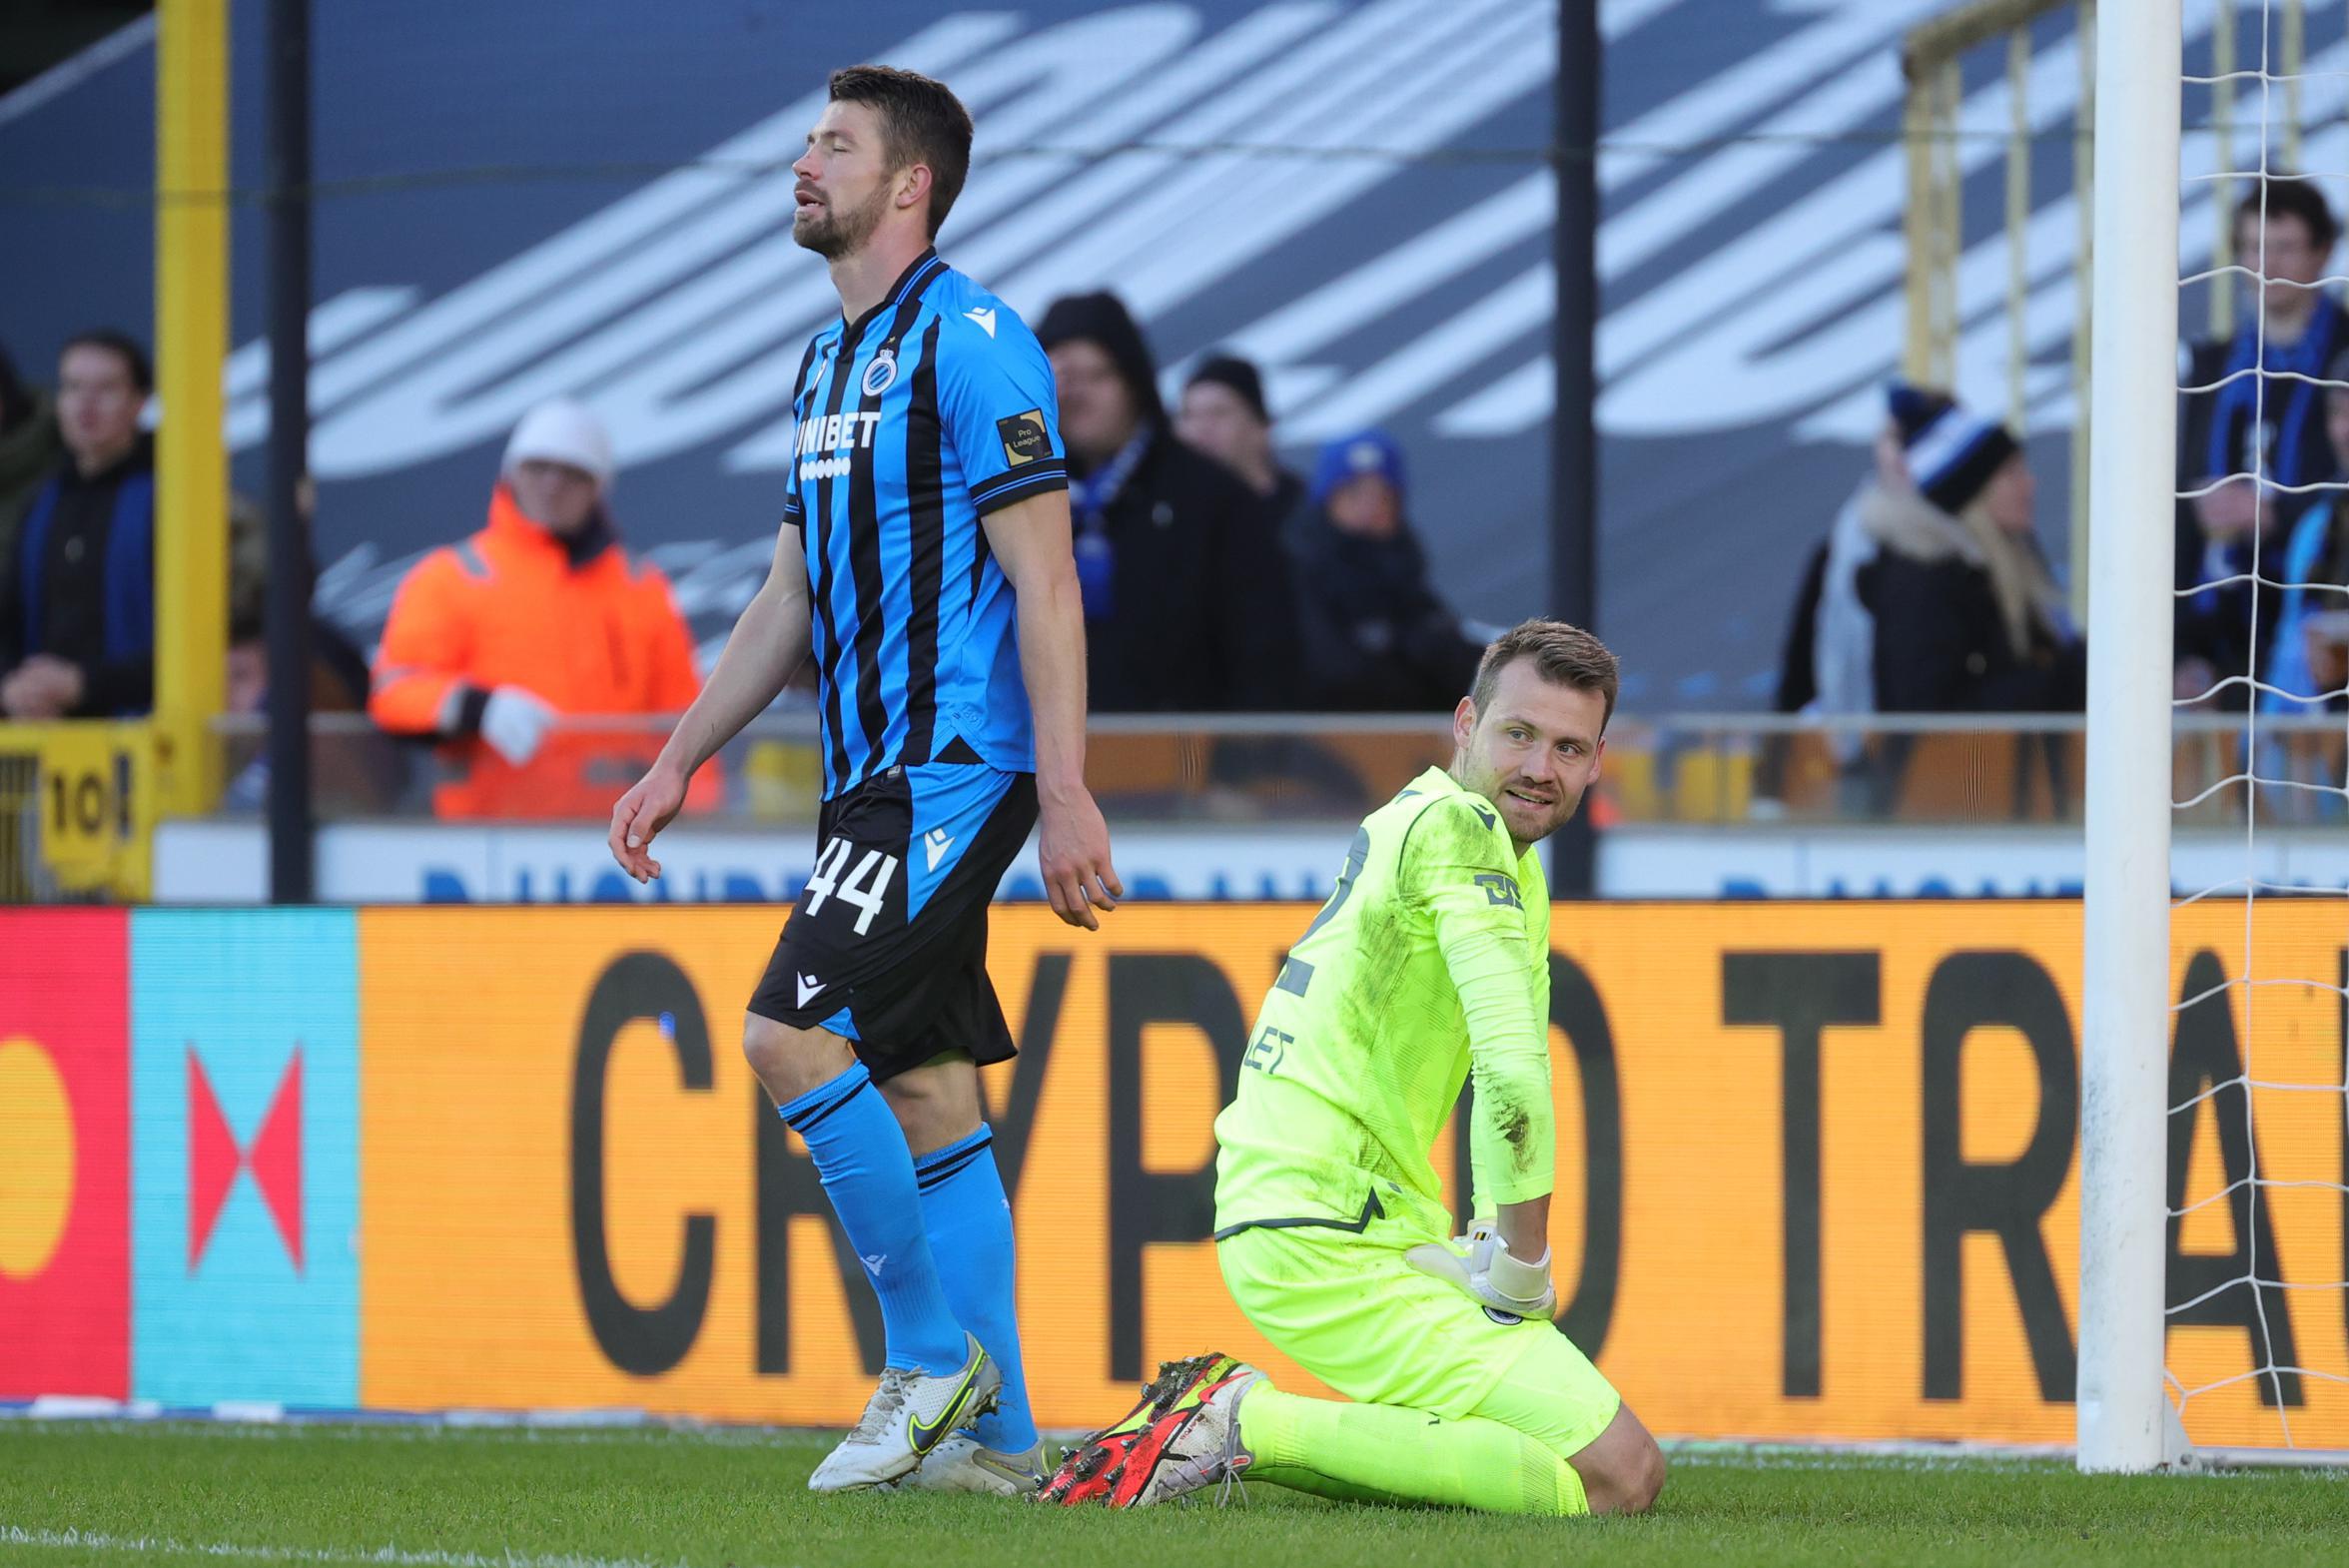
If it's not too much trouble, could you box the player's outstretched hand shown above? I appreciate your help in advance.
[1405,1223,1558,1321]
[609,762,689,884]
[1038,785,1122,931]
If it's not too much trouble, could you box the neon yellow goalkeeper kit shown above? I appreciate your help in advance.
[1210,765,1621,1514]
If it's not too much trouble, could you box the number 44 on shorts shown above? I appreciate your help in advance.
[804,839,899,935]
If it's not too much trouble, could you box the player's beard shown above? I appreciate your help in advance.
[793,184,892,260]
[1498,784,1574,844]
[1459,754,1579,846]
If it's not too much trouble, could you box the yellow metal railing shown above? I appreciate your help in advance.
[1902,0,2074,394]
[9,0,235,904]
[154,0,231,818]
[1902,0,2086,610]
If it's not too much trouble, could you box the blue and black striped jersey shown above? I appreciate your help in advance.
[783,248,1067,796]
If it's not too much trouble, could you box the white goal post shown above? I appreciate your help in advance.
[2077,0,2183,1475]
[2080,0,2349,1473]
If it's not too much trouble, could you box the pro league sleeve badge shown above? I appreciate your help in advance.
[997,409,1052,466]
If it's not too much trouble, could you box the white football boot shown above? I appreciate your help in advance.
[807,1333,1002,1493]
[897,1434,1046,1496]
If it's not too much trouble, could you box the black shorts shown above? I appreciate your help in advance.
[748,752,1038,1084]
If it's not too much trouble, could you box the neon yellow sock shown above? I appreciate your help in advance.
[1234,1381,1589,1515]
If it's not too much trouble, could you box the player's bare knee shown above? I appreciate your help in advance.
[1595,1431,1664,1515]
[740,1015,788,1083]
[1625,1433,1667,1514]
[1578,1447,1657,1516]
[1570,1404,1665,1516]
[741,1014,852,1103]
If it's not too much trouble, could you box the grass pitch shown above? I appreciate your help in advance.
[2,1420,2345,1568]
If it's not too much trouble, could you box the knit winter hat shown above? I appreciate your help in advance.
[1184,354,1270,423]
[1310,428,1408,508]
[1036,292,1166,423]
[1887,381,2018,515]
[502,397,615,489]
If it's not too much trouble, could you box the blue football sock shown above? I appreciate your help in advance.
[777,1063,966,1375]
[914,1125,1037,1453]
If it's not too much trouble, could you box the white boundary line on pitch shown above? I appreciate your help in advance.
[0,1525,692,1568]
[1661,1437,2349,1474]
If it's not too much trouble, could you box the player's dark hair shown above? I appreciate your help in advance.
[1470,619,1620,731]
[61,328,153,395]
[828,65,974,239]
[2235,176,2339,258]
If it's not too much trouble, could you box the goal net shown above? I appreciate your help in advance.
[2082,0,2349,1471]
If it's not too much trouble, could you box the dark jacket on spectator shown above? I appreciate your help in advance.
[2174,305,2349,685]
[1282,498,1480,711]
[0,394,59,536]
[1039,292,1296,712]
[0,431,156,715]
[1859,481,2083,712]
[1264,467,1306,530]
[1080,427,1296,712]
[0,350,62,620]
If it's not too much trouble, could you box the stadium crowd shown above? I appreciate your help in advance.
[1773,179,2349,747]
[0,288,1489,818]
[11,177,2346,819]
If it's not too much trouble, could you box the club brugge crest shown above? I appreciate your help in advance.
[862,351,899,396]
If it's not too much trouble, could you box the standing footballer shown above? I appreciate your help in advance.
[1042,621,1665,1516]
[609,66,1120,1495]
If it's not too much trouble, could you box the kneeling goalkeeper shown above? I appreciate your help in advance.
[1045,620,1666,1515]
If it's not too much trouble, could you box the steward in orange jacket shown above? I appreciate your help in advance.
[370,400,716,819]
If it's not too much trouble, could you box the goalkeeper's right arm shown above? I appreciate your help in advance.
[1414,798,1556,1253]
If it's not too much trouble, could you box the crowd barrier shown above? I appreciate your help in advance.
[3,903,2343,1450]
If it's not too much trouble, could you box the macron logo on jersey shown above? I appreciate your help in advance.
[964,306,998,338]
[924,828,956,871]
[797,973,824,1009]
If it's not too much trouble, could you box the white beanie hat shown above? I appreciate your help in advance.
[502,398,615,488]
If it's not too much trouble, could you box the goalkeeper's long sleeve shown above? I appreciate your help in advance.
[1412,798,1555,1208]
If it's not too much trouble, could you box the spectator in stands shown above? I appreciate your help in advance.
[2246,350,2349,814]
[1757,395,1917,813]
[2263,348,2349,709]
[1862,392,2081,713]
[2178,178,2349,702]
[1036,292,1294,711]
[1176,353,1305,524]
[0,342,62,534]
[1281,429,1481,711]
[370,398,713,818]
[0,344,63,694]
[1771,396,1917,724]
[0,330,155,719]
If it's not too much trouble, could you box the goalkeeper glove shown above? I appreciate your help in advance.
[1404,1220,1556,1321]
